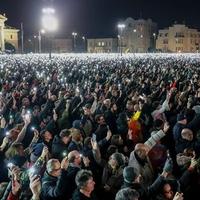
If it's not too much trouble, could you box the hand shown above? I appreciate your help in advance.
[61,156,69,170]
[104,184,111,191]
[80,95,84,103]
[53,109,58,121]
[11,176,21,196]
[1,117,6,128]
[29,175,41,199]
[189,156,197,169]
[106,130,112,141]
[40,146,49,159]
[173,192,184,200]
[33,129,39,140]
[23,114,31,125]
[128,129,133,140]
[163,122,170,133]
[91,138,98,150]
[83,156,90,167]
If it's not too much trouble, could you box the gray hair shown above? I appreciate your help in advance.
[75,169,93,189]
[115,188,139,200]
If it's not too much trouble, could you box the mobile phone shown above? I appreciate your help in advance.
[92,134,96,142]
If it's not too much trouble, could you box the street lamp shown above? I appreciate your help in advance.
[117,23,125,56]
[33,35,37,53]
[82,36,86,52]
[42,7,58,59]
[72,32,77,52]
[38,29,45,53]
[153,33,156,52]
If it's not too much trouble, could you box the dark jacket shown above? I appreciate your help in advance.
[121,175,164,200]
[173,123,186,140]
[52,135,69,161]
[72,189,98,200]
[65,165,81,199]
[68,140,83,152]
[41,170,70,200]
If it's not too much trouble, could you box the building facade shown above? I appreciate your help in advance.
[87,38,118,53]
[156,24,200,53]
[52,38,73,53]
[119,18,157,53]
[0,14,19,52]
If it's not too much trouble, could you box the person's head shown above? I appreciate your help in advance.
[115,188,139,200]
[126,101,134,112]
[84,137,92,149]
[181,128,193,141]
[177,113,187,125]
[133,104,140,112]
[123,166,141,184]
[83,104,92,115]
[95,114,106,125]
[162,183,174,200]
[134,143,148,160]
[46,159,61,177]
[111,135,123,146]
[33,105,40,116]
[111,103,118,113]
[75,170,95,195]
[70,128,83,143]
[108,152,125,170]
[5,143,24,159]
[22,97,30,107]
[103,99,111,109]
[68,150,82,166]
[59,129,71,144]
[50,95,57,102]
[41,130,53,142]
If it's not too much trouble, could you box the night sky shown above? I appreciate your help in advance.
[1,0,200,38]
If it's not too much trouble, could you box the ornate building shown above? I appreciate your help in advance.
[156,24,200,53]
[0,14,19,52]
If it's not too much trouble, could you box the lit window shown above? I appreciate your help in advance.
[102,42,105,46]
[98,42,101,46]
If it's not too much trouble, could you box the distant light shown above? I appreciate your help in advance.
[72,32,77,36]
[118,24,125,29]
[42,7,58,32]
[40,29,45,34]
[82,36,85,40]
[42,8,55,14]
[133,29,137,32]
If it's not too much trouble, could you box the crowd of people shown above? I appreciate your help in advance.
[0,53,200,200]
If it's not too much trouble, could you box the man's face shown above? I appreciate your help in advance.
[163,184,174,200]
[84,177,95,193]
[98,116,105,125]
[51,161,61,177]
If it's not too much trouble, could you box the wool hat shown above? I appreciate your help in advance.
[123,166,139,183]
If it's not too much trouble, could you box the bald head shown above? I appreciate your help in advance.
[181,128,193,141]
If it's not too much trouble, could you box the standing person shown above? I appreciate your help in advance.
[72,170,97,200]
